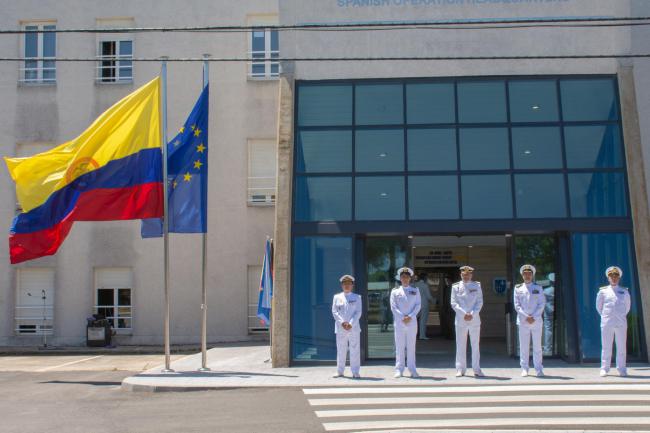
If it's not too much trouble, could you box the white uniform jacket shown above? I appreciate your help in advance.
[332,292,362,334]
[390,285,421,329]
[514,283,546,326]
[451,281,483,326]
[596,285,631,328]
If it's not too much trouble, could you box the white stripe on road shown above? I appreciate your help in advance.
[315,404,650,418]
[303,383,650,395]
[322,416,650,432]
[36,355,104,372]
[309,393,650,406]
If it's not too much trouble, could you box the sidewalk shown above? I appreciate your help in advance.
[0,344,203,356]
[121,342,650,392]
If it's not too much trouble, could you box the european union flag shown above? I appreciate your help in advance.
[142,85,208,237]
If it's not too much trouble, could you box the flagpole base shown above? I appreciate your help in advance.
[197,367,211,372]
[161,368,175,373]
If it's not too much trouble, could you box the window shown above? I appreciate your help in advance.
[292,236,353,360]
[408,175,459,219]
[572,233,642,360]
[407,128,456,171]
[355,129,404,172]
[248,16,280,79]
[355,84,403,125]
[15,268,54,335]
[295,177,351,221]
[459,128,509,170]
[247,265,268,334]
[294,77,628,223]
[512,127,563,169]
[97,40,133,83]
[564,125,623,169]
[515,174,567,218]
[457,81,507,123]
[94,268,132,331]
[561,79,619,121]
[508,80,559,122]
[248,139,277,205]
[21,22,56,84]
[355,176,405,220]
[406,82,455,124]
[297,130,352,173]
[461,174,513,219]
[568,172,628,218]
[298,84,352,126]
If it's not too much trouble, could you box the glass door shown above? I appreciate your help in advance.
[511,235,566,358]
[365,236,409,359]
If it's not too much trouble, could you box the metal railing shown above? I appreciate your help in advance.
[247,176,276,205]
[248,50,280,79]
[248,303,269,334]
[95,55,133,83]
[19,63,56,84]
[15,305,54,335]
[93,305,132,330]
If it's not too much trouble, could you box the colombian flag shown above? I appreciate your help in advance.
[5,77,163,264]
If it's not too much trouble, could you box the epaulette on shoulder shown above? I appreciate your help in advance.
[599,286,609,291]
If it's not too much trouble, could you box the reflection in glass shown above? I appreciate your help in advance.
[462,174,513,219]
[407,128,456,171]
[406,83,455,124]
[571,232,641,360]
[564,125,623,169]
[295,177,352,221]
[408,176,459,220]
[298,85,352,126]
[515,174,567,218]
[514,236,559,356]
[560,79,619,121]
[355,84,404,125]
[512,127,563,169]
[458,81,507,123]
[356,129,404,172]
[355,176,405,220]
[509,80,559,122]
[460,128,510,170]
[297,130,352,173]
[366,237,408,358]
[568,172,628,218]
[292,236,353,360]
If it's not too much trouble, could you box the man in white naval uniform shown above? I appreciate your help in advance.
[451,265,484,377]
[514,264,546,377]
[331,274,362,378]
[415,273,434,340]
[597,266,631,377]
[390,267,421,378]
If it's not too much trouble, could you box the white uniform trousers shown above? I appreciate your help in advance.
[455,324,481,372]
[336,331,360,375]
[601,325,627,373]
[394,326,417,374]
[519,322,543,372]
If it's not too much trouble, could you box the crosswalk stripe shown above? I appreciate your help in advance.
[322,417,650,432]
[315,404,650,418]
[303,383,650,395]
[309,393,650,406]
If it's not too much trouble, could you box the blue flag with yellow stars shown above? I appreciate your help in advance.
[141,85,208,237]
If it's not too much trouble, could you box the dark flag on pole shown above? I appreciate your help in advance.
[142,85,209,237]
[257,238,274,326]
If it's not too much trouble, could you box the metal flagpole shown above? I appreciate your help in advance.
[198,53,210,372]
[161,57,174,373]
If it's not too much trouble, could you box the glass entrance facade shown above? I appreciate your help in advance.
[290,75,645,363]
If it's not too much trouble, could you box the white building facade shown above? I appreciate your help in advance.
[0,0,280,346]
